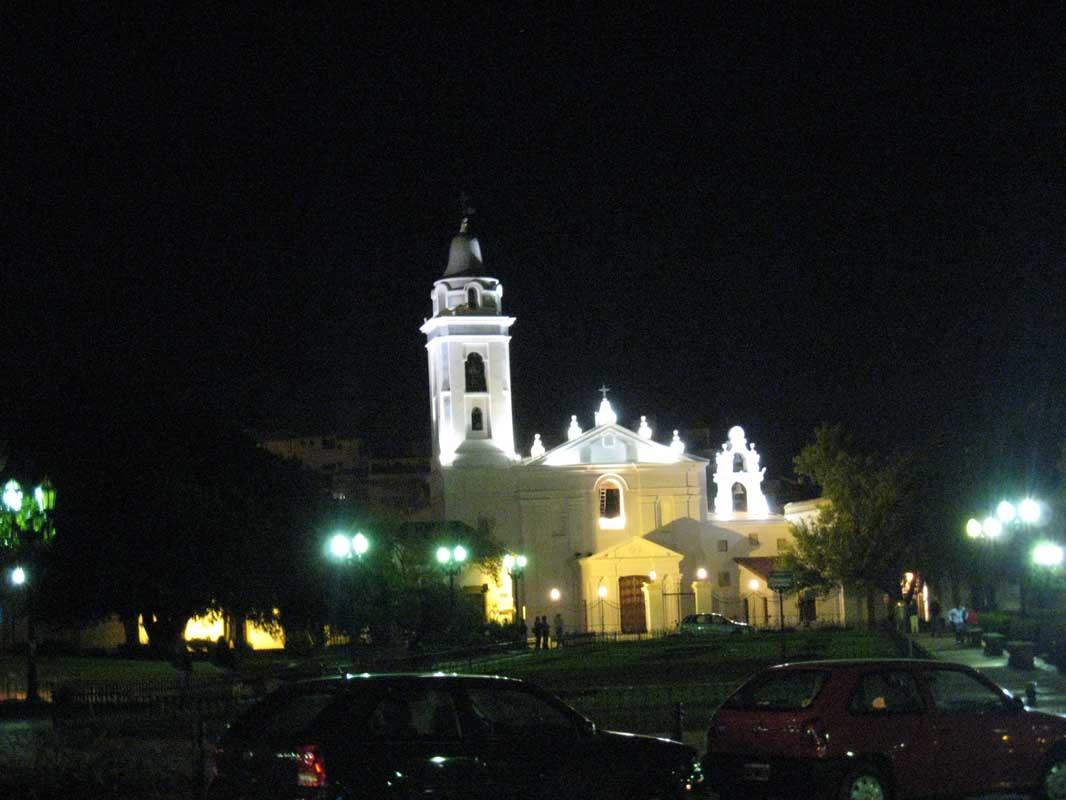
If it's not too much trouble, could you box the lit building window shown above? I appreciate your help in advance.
[748,533,759,546]
[717,539,728,552]
[598,478,624,530]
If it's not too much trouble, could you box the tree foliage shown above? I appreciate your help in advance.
[783,425,921,605]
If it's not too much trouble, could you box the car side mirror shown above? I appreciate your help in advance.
[1009,695,1025,713]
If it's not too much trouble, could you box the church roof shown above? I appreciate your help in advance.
[733,556,782,579]
[528,422,708,467]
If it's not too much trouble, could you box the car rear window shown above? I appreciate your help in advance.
[228,687,340,739]
[723,670,829,711]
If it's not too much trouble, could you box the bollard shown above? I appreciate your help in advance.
[1026,682,1038,707]
[672,701,684,742]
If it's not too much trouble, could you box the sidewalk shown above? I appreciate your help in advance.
[915,632,1066,715]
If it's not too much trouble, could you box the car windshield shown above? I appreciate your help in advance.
[722,670,829,711]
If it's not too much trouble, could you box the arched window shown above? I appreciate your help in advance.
[465,353,486,392]
[471,407,483,431]
[598,477,625,529]
[732,482,747,513]
[733,453,745,473]
[467,286,479,309]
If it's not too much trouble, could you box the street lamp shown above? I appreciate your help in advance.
[437,544,468,610]
[1020,498,1041,524]
[1033,543,1064,567]
[326,530,371,656]
[597,583,608,635]
[503,553,527,624]
[0,477,55,705]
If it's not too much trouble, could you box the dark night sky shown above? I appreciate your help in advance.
[6,6,1066,496]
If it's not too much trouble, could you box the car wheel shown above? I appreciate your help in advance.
[1043,753,1066,800]
[839,763,890,800]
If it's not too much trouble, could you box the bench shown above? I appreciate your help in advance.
[560,632,597,647]
[1007,640,1035,671]
[982,632,1006,657]
[963,626,984,647]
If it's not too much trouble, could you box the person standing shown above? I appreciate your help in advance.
[533,616,543,650]
[948,604,964,643]
[929,598,943,637]
[553,613,564,648]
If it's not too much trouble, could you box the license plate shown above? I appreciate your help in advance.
[743,763,770,782]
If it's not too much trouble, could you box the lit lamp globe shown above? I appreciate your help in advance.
[997,501,1016,524]
[1020,498,1041,524]
[516,554,527,569]
[696,567,708,581]
[453,545,467,564]
[549,588,561,602]
[329,533,352,559]
[598,585,608,599]
[648,570,657,582]
[2,480,23,513]
[503,554,515,571]
[436,546,452,565]
[34,478,56,513]
[966,519,983,538]
[748,578,760,591]
[1033,543,1064,567]
[982,517,1003,538]
[352,532,369,556]
[10,566,26,586]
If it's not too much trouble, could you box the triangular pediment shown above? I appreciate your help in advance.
[580,535,685,562]
[529,424,708,467]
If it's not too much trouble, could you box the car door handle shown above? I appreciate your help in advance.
[752,724,769,734]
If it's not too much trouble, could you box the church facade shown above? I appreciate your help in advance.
[422,221,867,634]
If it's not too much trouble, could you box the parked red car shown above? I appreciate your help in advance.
[703,659,1066,799]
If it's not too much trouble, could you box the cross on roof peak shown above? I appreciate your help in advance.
[598,384,611,400]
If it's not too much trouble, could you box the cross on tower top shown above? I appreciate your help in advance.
[598,384,610,400]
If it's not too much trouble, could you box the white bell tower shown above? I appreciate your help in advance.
[421,216,518,467]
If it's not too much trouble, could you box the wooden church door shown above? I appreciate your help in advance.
[618,576,648,634]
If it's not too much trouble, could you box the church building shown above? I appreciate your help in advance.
[422,218,871,634]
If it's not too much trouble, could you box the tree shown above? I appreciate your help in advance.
[782,424,920,626]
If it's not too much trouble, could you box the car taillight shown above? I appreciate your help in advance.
[296,745,327,788]
[803,718,829,757]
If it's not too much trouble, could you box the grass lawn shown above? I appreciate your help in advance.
[0,655,228,689]
[485,628,900,690]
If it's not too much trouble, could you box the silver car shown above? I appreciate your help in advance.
[678,613,753,635]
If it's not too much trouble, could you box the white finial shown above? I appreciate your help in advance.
[530,433,545,458]
[670,429,685,454]
[567,415,582,440]
[594,396,617,426]
[637,415,652,439]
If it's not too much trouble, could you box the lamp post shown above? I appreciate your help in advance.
[327,531,370,655]
[1,477,55,705]
[437,544,468,611]
[597,583,608,635]
[502,553,527,624]
[967,497,1045,613]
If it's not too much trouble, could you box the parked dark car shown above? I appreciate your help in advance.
[703,658,1066,799]
[208,672,705,800]
[678,613,753,636]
